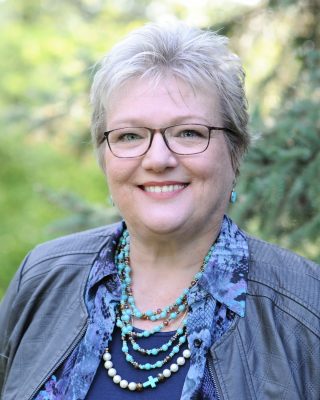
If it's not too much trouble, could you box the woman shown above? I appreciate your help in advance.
[0,22,319,400]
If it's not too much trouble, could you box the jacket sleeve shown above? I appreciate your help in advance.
[0,253,30,395]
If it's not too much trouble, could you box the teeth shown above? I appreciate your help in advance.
[144,184,186,193]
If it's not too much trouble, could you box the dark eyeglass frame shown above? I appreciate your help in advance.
[102,123,235,158]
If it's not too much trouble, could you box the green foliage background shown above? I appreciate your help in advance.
[1,0,319,298]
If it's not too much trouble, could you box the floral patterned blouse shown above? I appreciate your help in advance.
[34,215,249,399]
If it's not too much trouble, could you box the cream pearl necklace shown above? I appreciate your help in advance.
[103,229,214,392]
[103,346,191,392]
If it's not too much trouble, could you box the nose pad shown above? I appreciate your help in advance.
[148,132,171,154]
[141,133,178,170]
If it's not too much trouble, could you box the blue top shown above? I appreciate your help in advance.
[86,327,189,399]
[34,215,249,399]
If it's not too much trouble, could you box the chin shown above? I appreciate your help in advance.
[149,223,182,235]
[133,214,188,236]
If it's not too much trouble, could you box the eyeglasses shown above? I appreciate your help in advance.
[103,124,233,158]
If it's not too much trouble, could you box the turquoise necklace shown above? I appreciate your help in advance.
[103,229,215,392]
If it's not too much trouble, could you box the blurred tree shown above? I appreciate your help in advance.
[229,0,320,262]
[0,0,145,296]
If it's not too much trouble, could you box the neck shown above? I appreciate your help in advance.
[127,217,222,275]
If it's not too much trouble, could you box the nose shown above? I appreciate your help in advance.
[141,132,178,172]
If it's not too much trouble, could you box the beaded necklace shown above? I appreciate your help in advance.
[103,229,215,392]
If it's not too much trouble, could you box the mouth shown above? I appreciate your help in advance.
[139,182,189,194]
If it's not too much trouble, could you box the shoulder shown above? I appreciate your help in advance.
[17,222,122,289]
[27,222,120,264]
[246,235,320,321]
[247,235,319,274]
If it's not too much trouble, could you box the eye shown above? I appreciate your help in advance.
[172,126,208,140]
[118,132,143,142]
[179,129,203,138]
[109,128,147,143]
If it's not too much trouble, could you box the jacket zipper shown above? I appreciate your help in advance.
[27,320,89,400]
[208,352,223,400]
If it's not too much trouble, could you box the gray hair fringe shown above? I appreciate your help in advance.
[90,22,250,173]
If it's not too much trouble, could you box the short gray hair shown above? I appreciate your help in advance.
[90,22,250,174]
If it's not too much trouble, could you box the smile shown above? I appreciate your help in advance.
[142,184,188,193]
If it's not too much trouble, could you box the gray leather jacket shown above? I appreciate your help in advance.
[0,224,319,399]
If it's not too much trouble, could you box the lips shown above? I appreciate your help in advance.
[139,182,189,193]
[143,184,187,193]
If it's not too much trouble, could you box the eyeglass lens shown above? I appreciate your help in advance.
[107,124,211,157]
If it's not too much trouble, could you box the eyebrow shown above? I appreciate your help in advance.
[107,116,213,129]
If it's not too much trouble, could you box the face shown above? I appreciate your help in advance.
[104,75,235,238]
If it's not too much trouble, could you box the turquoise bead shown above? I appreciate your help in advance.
[135,311,142,318]
[126,354,133,362]
[143,376,158,388]
[143,331,150,337]
[145,363,151,370]
[161,344,168,351]
[173,346,179,353]
[122,345,129,353]
[151,348,158,355]
[179,336,186,344]
[122,326,130,334]
[133,343,139,350]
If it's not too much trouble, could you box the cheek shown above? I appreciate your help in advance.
[198,150,234,190]
[105,158,138,192]
[211,140,234,177]
[105,166,125,189]
[104,158,122,192]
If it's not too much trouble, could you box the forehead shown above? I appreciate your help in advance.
[106,75,222,127]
